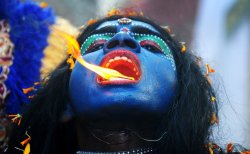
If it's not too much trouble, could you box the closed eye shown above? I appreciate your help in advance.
[85,40,107,53]
[139,40,163,53]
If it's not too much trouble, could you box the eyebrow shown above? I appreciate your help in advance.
[87,26,117,36]
[131,26,162,38]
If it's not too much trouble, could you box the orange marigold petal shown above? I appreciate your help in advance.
[87,19,98,26]
[39,2,48,8]
[107,9,121,17]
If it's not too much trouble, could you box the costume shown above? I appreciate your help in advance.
[0,1,249,154]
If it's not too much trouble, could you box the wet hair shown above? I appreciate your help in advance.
[8,15,217,154]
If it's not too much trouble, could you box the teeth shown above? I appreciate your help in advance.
[114,56,120,60]
[106,56,133,64]
[104,56,139,77]
[109,59,114,63]
[105,63,110,67]
[121,56,128,60]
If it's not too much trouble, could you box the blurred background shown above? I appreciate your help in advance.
[37,0,250,148]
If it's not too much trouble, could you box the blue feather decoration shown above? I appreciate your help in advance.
[0,0,55,114]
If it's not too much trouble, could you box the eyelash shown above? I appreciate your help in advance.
[139,40,163,53]
[86,40,107,53]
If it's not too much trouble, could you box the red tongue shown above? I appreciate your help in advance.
[113,65,135,79]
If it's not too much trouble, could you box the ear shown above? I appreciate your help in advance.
[60,103,74,122]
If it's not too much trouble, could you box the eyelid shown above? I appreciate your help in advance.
[132,33,169,53]
[86,40,107,53]
[81,33,114,54]
[131,26,160,36]
[139,40,163,51]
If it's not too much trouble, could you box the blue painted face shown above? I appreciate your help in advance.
[69,18,177,120]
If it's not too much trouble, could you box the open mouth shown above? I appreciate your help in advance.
[97,49,141,85]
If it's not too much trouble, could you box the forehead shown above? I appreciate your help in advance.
[96,19,160,34]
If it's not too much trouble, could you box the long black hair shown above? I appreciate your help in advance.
[8,15,217,154]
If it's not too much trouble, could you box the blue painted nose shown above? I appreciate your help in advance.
[103,32,141,53]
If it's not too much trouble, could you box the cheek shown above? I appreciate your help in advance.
[139,52,177,110]
[71,50,103,84]
[69,64,90,113]
[68,52,103,113]
[140,51,176,83]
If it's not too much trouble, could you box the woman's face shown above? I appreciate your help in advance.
[69,18,177,120]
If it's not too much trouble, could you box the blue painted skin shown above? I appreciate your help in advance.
[69,19,177,120]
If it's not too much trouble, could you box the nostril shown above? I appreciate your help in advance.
[124,39,136,49]
[107,40,119,49]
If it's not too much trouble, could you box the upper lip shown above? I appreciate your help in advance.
[97,49,141,85]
